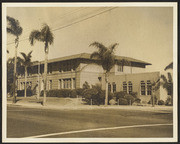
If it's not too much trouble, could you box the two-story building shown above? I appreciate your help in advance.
[17,53,167,103]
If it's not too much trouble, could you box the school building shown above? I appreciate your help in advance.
[17,53,168,103]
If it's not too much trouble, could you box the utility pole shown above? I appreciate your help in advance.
[38,62,40,100]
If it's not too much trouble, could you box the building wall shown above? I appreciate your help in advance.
[17,58,167,104]
[79,63,104,88]
[101,71,160,103]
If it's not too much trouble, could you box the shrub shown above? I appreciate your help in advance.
[158,100,165,105]
[82,81,90,89]
[82,85,113,105]
[130,92,138,98]
[134,98,141,103]
[40,89,74,98]
[114,91,127,100]
[124,94,135,105]
[165,97,172,106]
[109,99,117,105]
[119,98,128,105]
[17,89,33,97]
[75,88,84,96]
[148,95,158,104]
[70,89,77,98]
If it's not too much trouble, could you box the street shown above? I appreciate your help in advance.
[7,105,173,138]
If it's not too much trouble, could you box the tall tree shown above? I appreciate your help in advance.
[19,51,33,97]
[90,42,118,106]
[7,57,22,96]
[29,24,54,105]
[161,73,173,105]
[7,16,23,103]
[164,62,173,71]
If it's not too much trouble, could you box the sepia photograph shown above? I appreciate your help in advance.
[2,2,178,143]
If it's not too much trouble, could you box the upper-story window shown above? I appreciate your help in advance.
[141,81,146,95]
[48,64,52,74]
[123,82,127,93]
[117,65,123,72]
[147,80,152,95]
[98,77,102,82]
[128,81,133,94]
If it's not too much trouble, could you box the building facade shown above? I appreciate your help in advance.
[17,53,167,102]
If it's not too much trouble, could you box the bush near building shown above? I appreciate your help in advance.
[158,100,165,105]
[82,84,113,105]
[40,89,78,98]
[114,91,140,105]
[17,89,33,97]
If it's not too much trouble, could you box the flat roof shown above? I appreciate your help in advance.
[33,53,151,65]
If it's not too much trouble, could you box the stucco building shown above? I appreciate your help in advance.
[17,53,167,103]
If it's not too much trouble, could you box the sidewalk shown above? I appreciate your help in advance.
[7,96,173,113]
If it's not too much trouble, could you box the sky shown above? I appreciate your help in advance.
[6,6,173,72]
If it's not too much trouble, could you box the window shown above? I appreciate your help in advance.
[48,80,52,90]
[23,82,25,90]
[20,82,23,90]
[147,80,152,95]
[108,83,111,92]
[117,65,123,72]
[128,81,132,94]
[141,81,146,95]
[48,64,52,74]
[112,82,116,93]
[58,79,62,89]
[59,66,62,72]
[123,82,127,93]
[73,78,76,89]
[63,78,71,89]
[167,82,172,95]
[98,77,102,82]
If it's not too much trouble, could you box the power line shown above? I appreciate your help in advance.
[7,7,117,46]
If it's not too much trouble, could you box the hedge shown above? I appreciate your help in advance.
[40,89,82,98]
[17,89,33,97]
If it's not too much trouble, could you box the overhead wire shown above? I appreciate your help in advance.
[7,7,117,46]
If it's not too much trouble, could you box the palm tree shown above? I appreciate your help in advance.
[161,73,173,105]
[7,16,23,103]
[164,62,173,71]
[89,42,118,106]
[151,79,160,107]
[29,24,54,105]
[7,57,22,96]
[19,51,33,98]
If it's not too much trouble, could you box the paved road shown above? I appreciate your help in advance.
[7,105,173,138]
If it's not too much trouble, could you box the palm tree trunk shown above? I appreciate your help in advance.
[43,48,48,105]
[12,38,18,103]
[105,72,108,106]
[24,66,27,98]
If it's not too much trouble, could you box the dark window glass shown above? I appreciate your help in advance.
[141,81,146,95]
[123,82,127,93]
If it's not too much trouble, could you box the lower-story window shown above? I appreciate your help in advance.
[108,83,111,92]
[128,81,132,94]
[141,81,146,95]
[63,78,71,89]
[147,80,152,95]
[112,82,116,93]
[73,78,76,89]
[123,82,127,93]
[58,79,62,89]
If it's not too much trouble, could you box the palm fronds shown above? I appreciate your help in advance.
[164,62,173,71]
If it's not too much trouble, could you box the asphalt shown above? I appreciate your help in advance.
[6,104,173,138]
